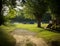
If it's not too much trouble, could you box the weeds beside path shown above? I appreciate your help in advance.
[10,29,48,46]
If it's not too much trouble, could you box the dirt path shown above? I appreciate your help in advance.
[11,29,48,46]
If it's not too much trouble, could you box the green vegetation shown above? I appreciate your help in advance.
[24,0,48,27]
[6,8,16,19]
[0,0,60,46]
[1,23,60,43]
[0,23,60,46]
[14,23,47,32]
[15,23,60,46]
[0,26,16,46]
[1,0,60,30]
[0,24,16,33]
[14,23,60,42]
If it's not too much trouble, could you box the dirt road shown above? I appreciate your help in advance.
[11,29,48,46]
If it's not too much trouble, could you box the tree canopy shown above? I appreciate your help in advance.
[0,0,60,30]
[24,0,48,27]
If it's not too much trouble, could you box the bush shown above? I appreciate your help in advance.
[0,28,16,46]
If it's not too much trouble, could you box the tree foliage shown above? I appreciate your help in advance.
[6,8,16,19]
[46,0,60,31]
[24,0,48,27]
[2,0,16,7]
[0,0,16,25]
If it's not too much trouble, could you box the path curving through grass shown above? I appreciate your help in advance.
[10,29,49,46]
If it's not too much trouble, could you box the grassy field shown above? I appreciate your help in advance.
[14,23,48,32]
[15,23,60,40]
[0,23,60,44]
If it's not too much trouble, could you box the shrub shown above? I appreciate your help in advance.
[49,41,60,46]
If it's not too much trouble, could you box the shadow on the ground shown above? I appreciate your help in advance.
[43,27,60,33]
[49,41,60,46]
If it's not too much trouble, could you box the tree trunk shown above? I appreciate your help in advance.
[37,19,41,28]
[0,0,2,25]
[0,0,4,25]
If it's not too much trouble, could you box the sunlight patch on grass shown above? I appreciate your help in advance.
[15,23,45,32]
[1,23,60,43]
[41,23,48,28]
[37,31,60,41]
[14,23,60,42]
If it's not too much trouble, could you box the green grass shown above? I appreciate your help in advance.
[0,24,16,33]
[0,23,60,43]
[37,31,60,41]
[14,23,60,42]
[0,25,16,46]
[15,23,48,32]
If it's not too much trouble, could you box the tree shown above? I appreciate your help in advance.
[0,1,16,46]
[0,0,5,25]
[46,0,60,31]
[24,0,48,27]
[0,0,16,25]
